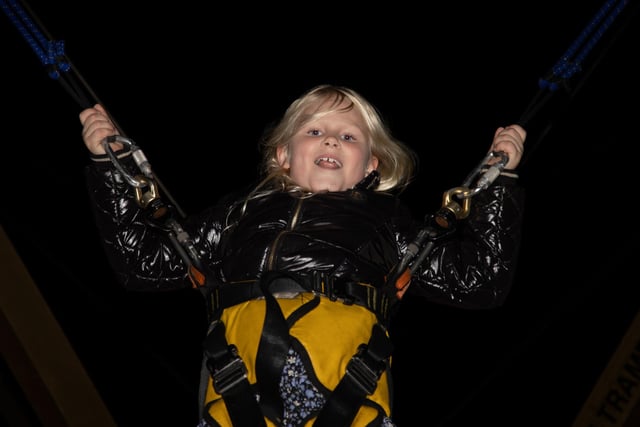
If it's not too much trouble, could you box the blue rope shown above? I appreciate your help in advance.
[540,0,628,91]
[518,0,634,168]
[2,0,188,216]
[1,0,69,79]
[2,0,98,109]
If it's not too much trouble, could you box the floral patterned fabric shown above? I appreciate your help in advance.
[279,347,327,426]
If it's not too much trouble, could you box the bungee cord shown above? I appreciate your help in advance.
[1,0,97,111]
[543,0,627,86]
[518,0,633,167]
[429,2,638,425]
[386,0,635,299]
[1,0,187,219]
[2,0,213,305]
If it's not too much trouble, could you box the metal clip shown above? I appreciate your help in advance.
[101,135,153,187]
[462,151,509,193]
[133,176,160,209]
[209,345,248,395]
[345,345,384,396]
[440,186,473,220]
[474,151,509,190]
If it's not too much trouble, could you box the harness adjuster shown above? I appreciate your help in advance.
[345,344,385,395]
[208,344,248,395]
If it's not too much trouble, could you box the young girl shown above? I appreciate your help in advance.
[80,84,526,427]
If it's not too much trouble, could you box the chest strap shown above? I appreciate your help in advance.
[207,271,394,323]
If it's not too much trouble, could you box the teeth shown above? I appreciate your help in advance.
[315,157,342,167]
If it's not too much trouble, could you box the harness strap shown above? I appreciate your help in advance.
[254,272,295,423]
[214,271,394,323]
[202,321,266,427]
[313,323,393,427]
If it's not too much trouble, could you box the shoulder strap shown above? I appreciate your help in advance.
[313,323,393,427]
[201,321,267,427]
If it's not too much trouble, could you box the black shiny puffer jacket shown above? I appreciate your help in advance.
[85,154,525,314]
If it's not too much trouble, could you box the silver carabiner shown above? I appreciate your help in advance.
[461,150,509,197]
[101,135,153,188]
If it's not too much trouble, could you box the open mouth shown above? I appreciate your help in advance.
[314,157,342,168]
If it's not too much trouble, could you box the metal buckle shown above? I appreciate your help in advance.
[345,345,383,395]
[210,345,248,395]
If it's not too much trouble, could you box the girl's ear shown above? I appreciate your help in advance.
[277,145,289,168]
[366,156,379,175]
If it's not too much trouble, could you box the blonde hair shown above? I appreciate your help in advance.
[249,85,417,201]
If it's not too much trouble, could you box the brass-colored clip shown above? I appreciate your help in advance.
[134,175,159,208]
[441,186,473,220]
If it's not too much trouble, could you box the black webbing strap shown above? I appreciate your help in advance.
[215,272,394,323]
[254,272,297,424]
[313,323,393,427]
[202,321,266,427]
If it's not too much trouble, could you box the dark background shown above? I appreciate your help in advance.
[2,1,639,426]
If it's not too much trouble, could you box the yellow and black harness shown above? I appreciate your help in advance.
[198,270,396,427]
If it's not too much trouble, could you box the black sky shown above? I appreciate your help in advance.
[2,1,639,426]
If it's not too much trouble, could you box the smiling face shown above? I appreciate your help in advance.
[276,98,379,192]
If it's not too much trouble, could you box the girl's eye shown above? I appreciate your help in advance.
[308,129,321,136]
[342,134,355,142]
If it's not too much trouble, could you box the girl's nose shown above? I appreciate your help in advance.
[323,136,339,147]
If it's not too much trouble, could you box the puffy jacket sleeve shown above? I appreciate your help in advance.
[84,153,226,292]
[403,175,525,309]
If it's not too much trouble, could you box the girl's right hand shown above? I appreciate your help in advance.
[79,104,123,155]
